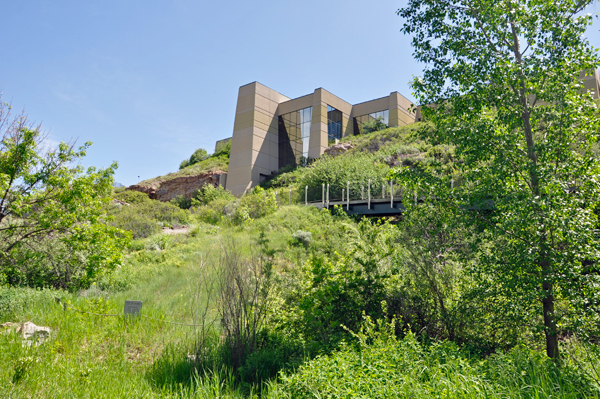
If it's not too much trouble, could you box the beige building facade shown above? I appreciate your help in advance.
[225,71,600,196]
[226,82,417,196]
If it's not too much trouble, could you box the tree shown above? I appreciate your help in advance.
[179,147,209,169]
[396,0,600,359]
[0,97,130,290]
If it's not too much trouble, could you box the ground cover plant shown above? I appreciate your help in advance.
[2,0,600,395]
[2,183,600,397]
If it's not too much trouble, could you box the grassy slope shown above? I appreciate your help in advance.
[2,204,600,397]
[260,122,453,191]
[0,206,345,398]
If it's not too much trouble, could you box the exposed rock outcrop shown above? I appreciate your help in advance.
[324,142,355,157]
[126,171,225,202]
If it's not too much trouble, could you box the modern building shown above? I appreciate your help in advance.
[225,71,600,196]
[225,82,418,196]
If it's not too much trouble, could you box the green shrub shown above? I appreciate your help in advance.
[193,184,235,206]
[291,230,312,248]
[0,286,58,319]
[107,200,190,238]
[295,152,389,200]
[213,140,231,158]
[113,190,152,205]
[234,187,277,224]
[271,316,600,398]
[179,148,209,170]
[194,198,236,225]
[172,185,235,210]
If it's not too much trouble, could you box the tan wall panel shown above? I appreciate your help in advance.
[398,111,416,126]
[389,108,400,127]
[265,132,278,145]
[228,148,255,170]
[230,134,254,156]
[321,90,352,114]
[237,82,259,99]
[235,94,256,114]
[342,116,353,137]
[253,94,279,115]
[278,93,314,115]
[253,82,290,103]
[232,126,265,140]
[352,96,390,117]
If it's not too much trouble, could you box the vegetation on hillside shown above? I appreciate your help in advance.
[0,98,130,291]
[2,0,600,396]
[137,141,231,189]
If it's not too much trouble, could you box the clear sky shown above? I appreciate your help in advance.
[1,1,599,186]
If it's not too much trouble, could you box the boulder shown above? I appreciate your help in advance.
[17,322,51,340]
[324,142,355,157]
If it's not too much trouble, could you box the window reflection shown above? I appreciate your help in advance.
[353,109,389,134]
[279,106,312,168]
[327,105,342,143]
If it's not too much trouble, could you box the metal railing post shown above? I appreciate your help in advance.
[382,183,385,199]
[368,179,371,209]
[326,184,330,208]
[347,181,350,209]
[390,180,393,208]
[305,186,308,205]
[342,189,345,202]
[322,184,325,207]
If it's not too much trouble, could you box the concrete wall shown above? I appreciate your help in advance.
[226,83,418,195]
[227,82,289,196]
[583,70,600,99]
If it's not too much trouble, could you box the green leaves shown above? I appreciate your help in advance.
[397,0,600,357]
[0,100,130,290]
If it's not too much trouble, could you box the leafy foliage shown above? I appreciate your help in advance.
[0,100,130,290]
[271,316,599,398]
[107,198,190,239]
[360,115,388,134]
[397,0,600,359]
[179,148,209,170]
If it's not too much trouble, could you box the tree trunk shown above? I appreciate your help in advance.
[508,16,559,361]
[541,255,559,359]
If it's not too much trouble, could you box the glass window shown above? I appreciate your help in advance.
[278,106,313,169]
[354,109,389,135]
[327,105,343,143]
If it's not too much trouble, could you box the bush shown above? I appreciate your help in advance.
[193,184,235,207]
[291,230,312,248]
[234,187,277,224]
[0,286,58,319]
[107,200,190,238]
[113,190,152,205]
[179,148,209,170]
[213,140,231,158]
[270,316,600,398]
[295,152,390,201]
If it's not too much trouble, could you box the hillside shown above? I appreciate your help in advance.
[126,144,230,202]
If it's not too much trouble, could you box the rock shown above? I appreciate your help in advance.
[126,170,226,202]
[324,142,355,157]
[1,322,51,346]
[111,199,130,206]
[18,322,51,340]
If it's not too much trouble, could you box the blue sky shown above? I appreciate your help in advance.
[1,1,599,186]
